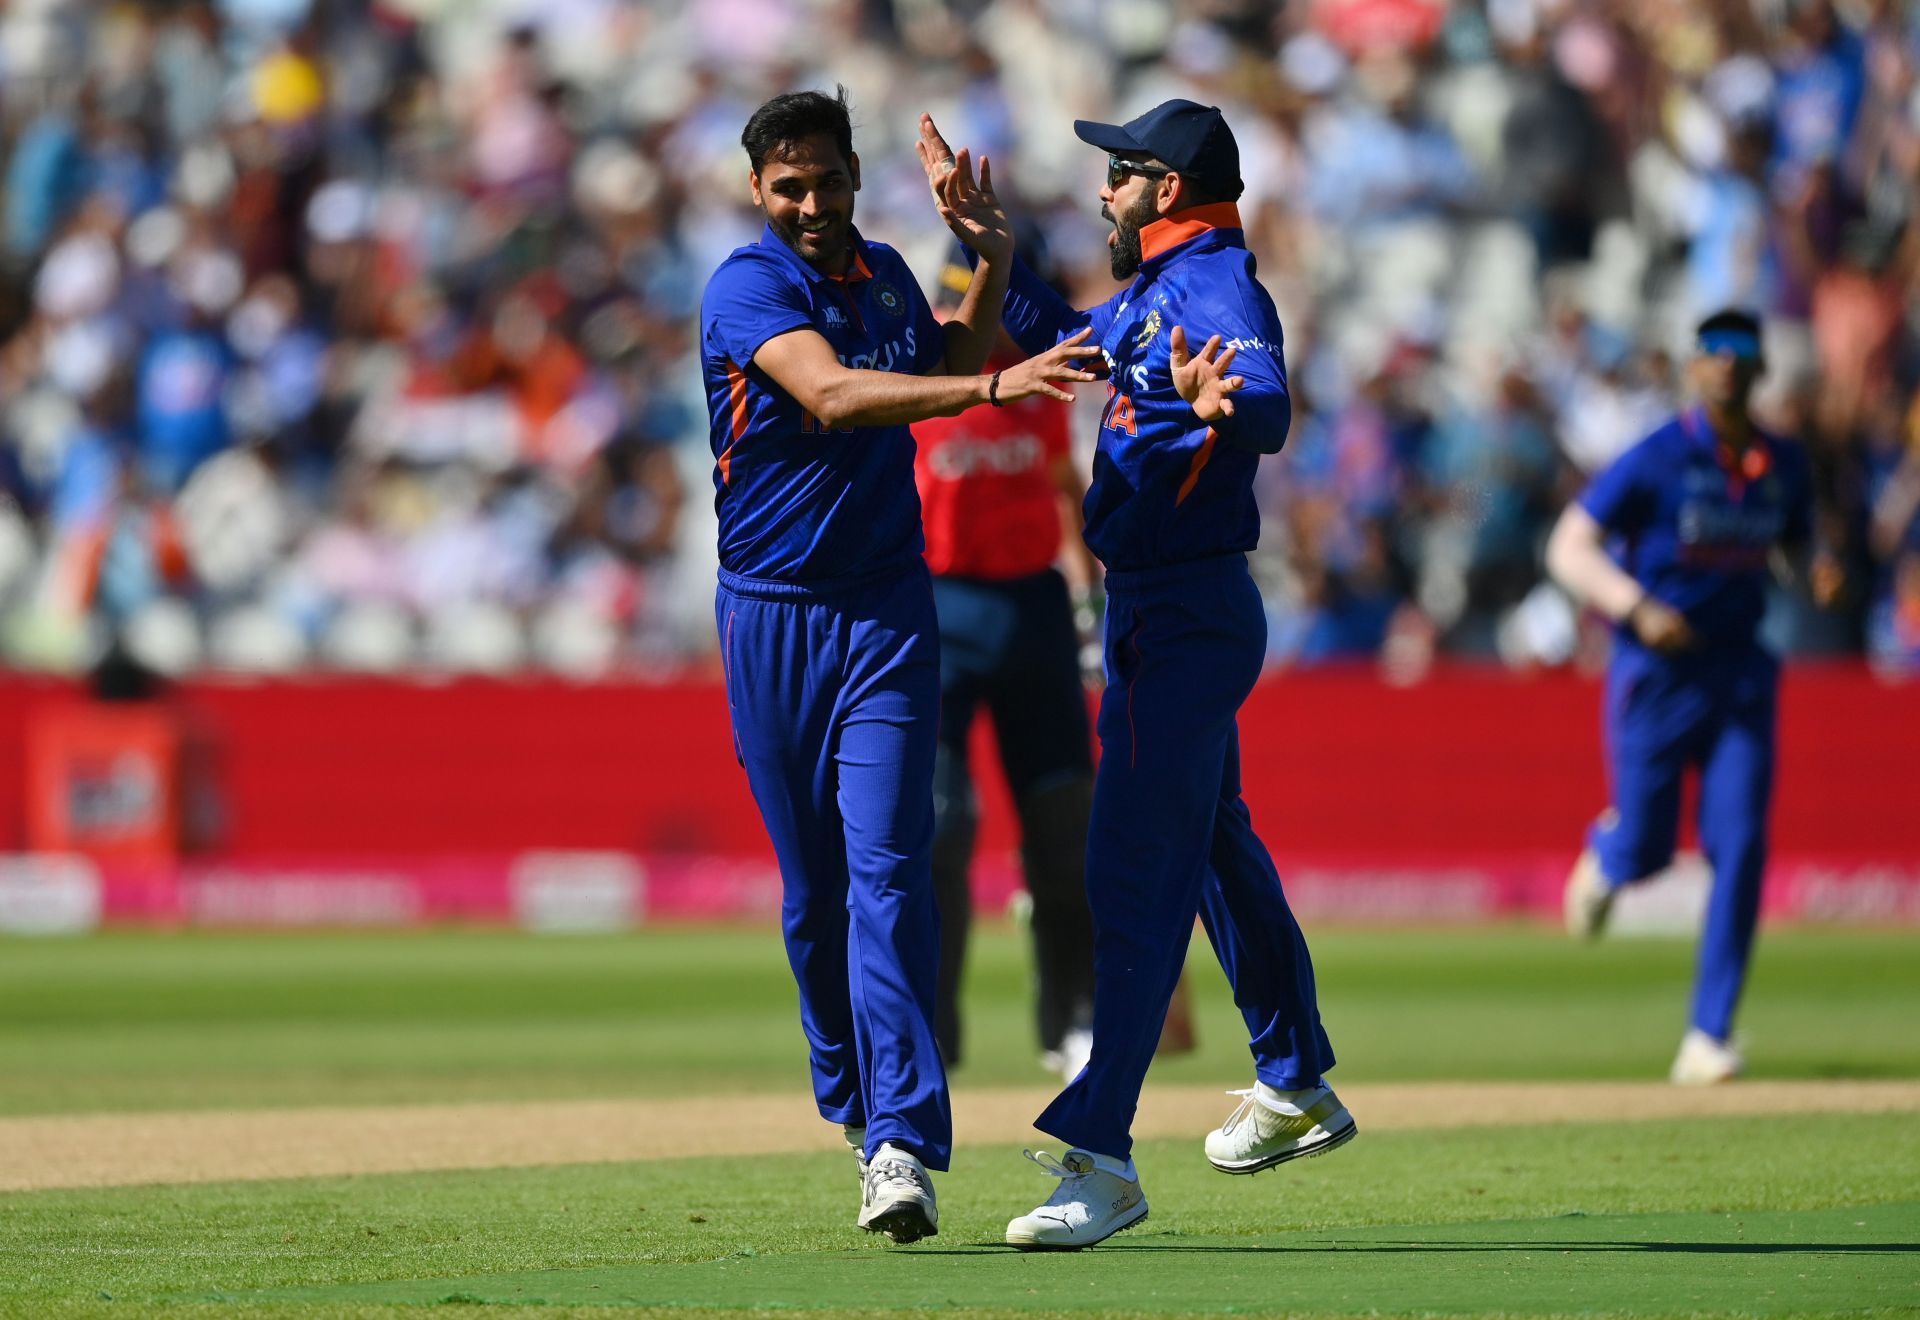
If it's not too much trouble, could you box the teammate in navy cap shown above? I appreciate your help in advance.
[699,87,1099,1246]
[918,102,1353,1249]
[1548,309,1822,1086]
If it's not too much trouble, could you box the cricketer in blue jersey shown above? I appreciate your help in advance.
[921,101,1355,1250]
[1548,308,1820,1088]
[698,88,1099,1246]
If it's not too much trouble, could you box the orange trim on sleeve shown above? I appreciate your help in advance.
[1138,203,1244,263]
[719,360,752,485]
[725,360,752,440]
[1176,427,1219,507]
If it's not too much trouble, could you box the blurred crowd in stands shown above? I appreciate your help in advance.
[2,0,1918,679]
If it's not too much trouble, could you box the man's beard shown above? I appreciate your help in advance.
[772,210,850,270]
[1104,191,1157,279]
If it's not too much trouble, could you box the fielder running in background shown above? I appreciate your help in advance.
[1547,308,1822,1087]
[913,239,1100,1084]
[918,103,1353,1250]
[699,87,1098,1244]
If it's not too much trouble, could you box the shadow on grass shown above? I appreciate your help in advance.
[915,1240,1920,1256]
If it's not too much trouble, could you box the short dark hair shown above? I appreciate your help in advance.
[741,86,855,174]
[1696,308,1761,340]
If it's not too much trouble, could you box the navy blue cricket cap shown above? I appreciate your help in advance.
[1073,99,1244,201]
[1695,307,1765,363]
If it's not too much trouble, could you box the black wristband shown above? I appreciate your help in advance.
[988,369,1004,407]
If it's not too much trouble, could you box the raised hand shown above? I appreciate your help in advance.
[915,113,1012,263]
[1168,325,1244,424]
[995,328,1103,404]
[915,111,959,186]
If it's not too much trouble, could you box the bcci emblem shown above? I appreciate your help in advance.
[1134,308,1162,349]
[874,283,906,317]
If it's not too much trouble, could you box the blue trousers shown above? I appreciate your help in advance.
[1590,645,1778,1042]
[716,563,952,1170]
[1035,554,1335,1160]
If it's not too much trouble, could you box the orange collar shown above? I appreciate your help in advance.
[1689,407,1772,482]
[827,250,874,284]
[1718,438,1772,483]
[1138,202,1244,263]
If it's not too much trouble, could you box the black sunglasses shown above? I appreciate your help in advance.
[1107,155,1172,189]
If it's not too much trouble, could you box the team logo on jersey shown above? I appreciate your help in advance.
[874,282,906,317]
[821,304,848,327]
[1134,308,1162,349]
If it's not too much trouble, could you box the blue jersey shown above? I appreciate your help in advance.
[700,224,942,585]
[1579,408,1813,655]
[996,204,1292,571]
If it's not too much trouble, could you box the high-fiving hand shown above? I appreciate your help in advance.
[915,113,1012,264]
[997,327,1103,404]
[1168,325,1245,423]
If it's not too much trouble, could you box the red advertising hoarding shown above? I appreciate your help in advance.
[0,665,1913,928]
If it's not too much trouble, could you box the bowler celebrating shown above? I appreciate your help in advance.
[923,101,1354,1249]
[1548,309,1816,1086]
[700,87,1097,1244]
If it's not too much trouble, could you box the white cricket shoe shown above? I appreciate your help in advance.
[1043,1027,1094,1084]
[1005,1148,1148,1250]
[856,1143,938,1244]
[1204,1083,1357,1174]
[1670,1029,1743,1086]
[1564,848,1617,940]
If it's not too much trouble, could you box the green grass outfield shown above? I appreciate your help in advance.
[3,927,1918,1115]
[6,1119,1918,1318]
[1,925,1917,1317]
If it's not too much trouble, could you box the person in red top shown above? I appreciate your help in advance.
[917,319,1090,584]
[914,241,1103,1083]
